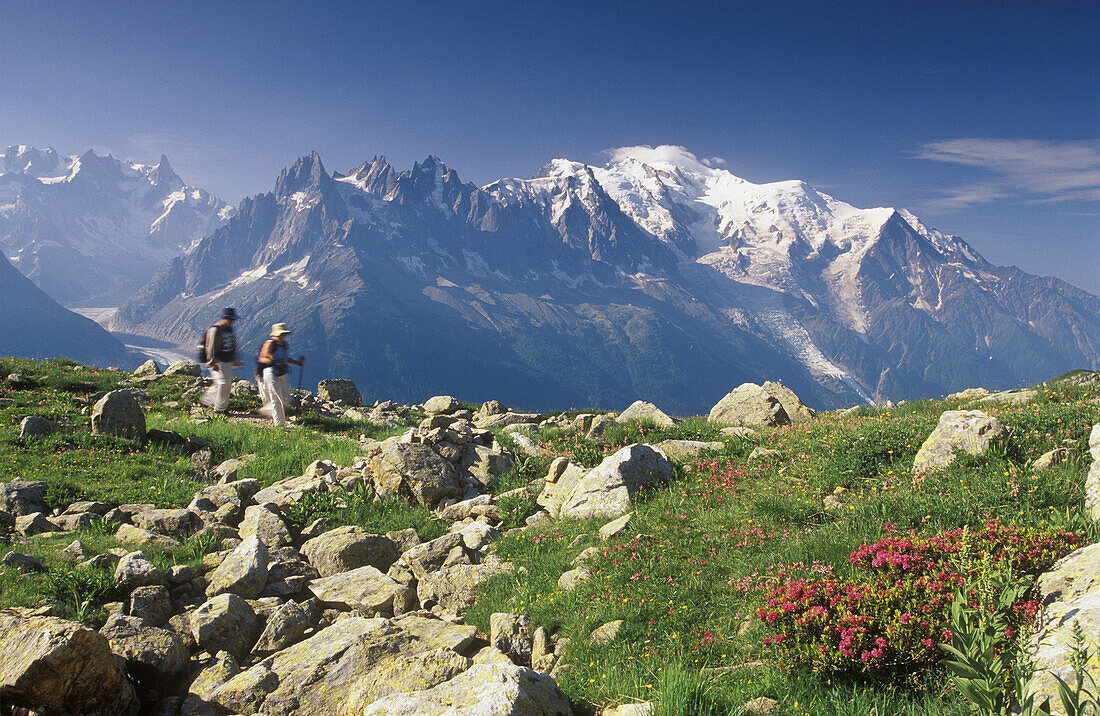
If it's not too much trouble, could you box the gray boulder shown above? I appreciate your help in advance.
[423,395,461,414]
[0,608,138,715]
[417,558,513,615]
[317,378,362,406]
[308,565,402,615]
[91,390,146,442]
[536,458,591,519]
[133,359,162,377]
[19,416,58,438]
[206,535,269,599]
[761,381,816,423]
[0,479,48,516]
[1087,424,1100,521]
[15,511,57,536]
[238,503,293,548]
[708,383,790,427]
[361,662,572,715]
[559,444,673,519]
[164,361,202,377]
[100,614,189,684]
[490,612,533,663]
[114,551,165,590]
[654,439,723,462]
[301,526,401,577]
[190,594,259,660]
[371,442,463,508]
[252,599,316,656]
[128,585,173,627]
[913,410,1005,474]
[131,507,194,538]
[1025,542,1100,716]
[617,400,675,427]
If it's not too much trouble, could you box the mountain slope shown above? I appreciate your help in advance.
[0,253,133,367]
[114,147,1100,412]
[0,145,232,306]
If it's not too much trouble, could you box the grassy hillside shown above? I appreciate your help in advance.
[1,356,1097,715]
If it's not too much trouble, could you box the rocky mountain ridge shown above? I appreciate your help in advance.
[110,146,1100,412]
[0,145,232,306]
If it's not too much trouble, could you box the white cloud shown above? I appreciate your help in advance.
[602,144,725,174]
[916,138,1100,209]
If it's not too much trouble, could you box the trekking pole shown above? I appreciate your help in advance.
[297,357,305,392]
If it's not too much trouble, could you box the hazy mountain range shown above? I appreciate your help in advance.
[0,145,231,306]
[91,145,1099,413]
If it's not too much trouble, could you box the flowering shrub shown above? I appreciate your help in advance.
[758,521,1082,675]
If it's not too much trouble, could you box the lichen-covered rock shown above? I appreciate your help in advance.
[371,442,463,508]
[131,507,195,537]
[912,410,1005,474]
[19,416,58,438]
[182,651,239,716]
[115,522,182,548]
[100,614,189,684]
[360,662,573,715]
[252,599,316,656]
[616,400,676,428]
[491,612,532,662]
[91,390,146,442]
[128,585,173,627]
[0,608,138,715]
[238,503,293,549]
[309,565,402,614]
[0,480,48,516]
[536,458,590,519]
[206,535,269,599]
[114,551,166,590]
[559,444,672,520]
[190,594,259,660]
[164,361,202,377]
[708,383,790,427]
[133,359,162,377]
[212,617,474,716]
[1085,424,1100,521]
[15,511,57,536]
[653,439,723,462]
[762,381,816,423]
[317,378,362,406]
[301,526,401,577]
[1025,541,1100,716]
[423,395,461,414]
[417,558,513,615]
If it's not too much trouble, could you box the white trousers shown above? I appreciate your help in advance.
[201,362,233,412]
[260,368,289,426]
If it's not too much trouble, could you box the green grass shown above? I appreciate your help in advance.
[466,385,1100,714]
[3,357,1099,715]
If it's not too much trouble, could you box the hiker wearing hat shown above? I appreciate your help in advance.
[256,322,304,427]
[199,308,242,414]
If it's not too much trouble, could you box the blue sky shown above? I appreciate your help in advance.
[2,0,1098,292]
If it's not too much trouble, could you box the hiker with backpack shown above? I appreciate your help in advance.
[199,307,242,415]
[255,322,304,427]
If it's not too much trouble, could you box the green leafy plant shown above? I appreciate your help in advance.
[1048,621,1100,716]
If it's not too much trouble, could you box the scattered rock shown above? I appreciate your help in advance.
[423,395,461,414]
[252,599,316,656]
[239,503,293,549]
[115,522,182,549]
[309,565,402,614]
[371,442,463,508]
[653,439,723,462]
[559,444,672,520]
[317,378,362,406]
[0,608,139,715]
[164,361,202,377]
[359,662,572,716]
[206,535,270,599]
[417,558,513,615]
[190,593,259,660]
[616,400,676,428]
[491,612,533,663]
[100,614,190,684]
[0,480,48,516]
[114,551,165,590]
[1033,448,1071,470]
[302,526,401,577]
[708,383,790,427]
[913,410,1005,474]
[91,390,146,442]
[128,585,173,627]
[133,359,162,377]
[762,380,816,422]
[744,696,780,714]
[15,511,57,536]
[19,416,58,438]
[2,551,45,571]
[599,513,632,541]
[589,620,623,645]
